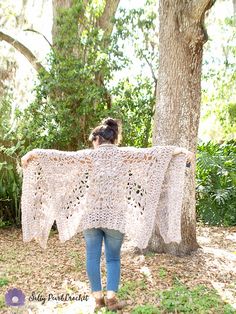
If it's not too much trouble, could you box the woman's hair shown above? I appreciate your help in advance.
[89,117,122,145]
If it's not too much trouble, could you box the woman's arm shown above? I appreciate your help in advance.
[21,148,92,168]
[122,146,194,164]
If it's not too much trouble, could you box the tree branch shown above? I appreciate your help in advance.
[190,0,216,21]
[24,29,52,48]
[143,55,157,84]
[97,0,120,37]
[0,31,45,73]
[94,0,121,109]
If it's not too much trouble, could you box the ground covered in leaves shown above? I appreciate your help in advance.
[0,225,236,313]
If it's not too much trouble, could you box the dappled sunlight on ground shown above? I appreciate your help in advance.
[196,226,236,310]
[0,225,235,313]
[27,297,96,314]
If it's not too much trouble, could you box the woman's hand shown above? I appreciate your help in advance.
[173,147,194,164]
[21,151,38,169]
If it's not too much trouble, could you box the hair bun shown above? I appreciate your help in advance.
[101,117,119,133]
[89,116,122,145]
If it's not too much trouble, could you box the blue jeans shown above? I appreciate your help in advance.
[83,227,124,292]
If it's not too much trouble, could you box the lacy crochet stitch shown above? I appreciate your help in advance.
[21,144,188,249]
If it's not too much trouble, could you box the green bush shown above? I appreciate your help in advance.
[0,144,22,226]
[196,140,236,226]
[111,76,155,148]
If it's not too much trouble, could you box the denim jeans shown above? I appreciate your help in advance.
[83,227,125,292]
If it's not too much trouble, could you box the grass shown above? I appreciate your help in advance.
[0,295,5,309]
[144,252,156,258]
[0,277,9,287]
[0,254,6,262]
[68,251,85,272]
[117,279,148,299]
[97,282,236,313]
[117,280,138,298]
[0,227,235,313]
[131,304,160,314]
[116,278,236,313]
[97,309,115,314]
[138,278,147,291]
[154,283,236,313]
[158,267,167,279]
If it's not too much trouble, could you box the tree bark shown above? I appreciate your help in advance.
[97,0,120,38]
[233,0,236,17]
[148,0,215,256]
[95,0,120,109]
[52,0,79,47]
[51,0,120,79]
[0,31,45,73]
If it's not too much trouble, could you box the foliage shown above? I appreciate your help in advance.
[113,0,158,77]
[131,304,159,314]
[0,277,9,287]
[130,281,236,313]
[111,76,155,147]
[158,267,167,279]
[196,140,236,226]
[15,0,158,152]
[117,280,139,299]
[1,1,236,228]
[109,0,158,149]
[201,15,236,142]
[0,143,22,225]
[0,93,12,139]
[15,1,128,152]
[1,0,157,222]
[98,309,114,314]
[155,282,235,313]
[0,295,5,309]
[0,93,22,225]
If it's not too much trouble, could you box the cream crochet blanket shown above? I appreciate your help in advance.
[21,144,188,249]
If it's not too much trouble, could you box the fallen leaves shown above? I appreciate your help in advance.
[0,225,235,313]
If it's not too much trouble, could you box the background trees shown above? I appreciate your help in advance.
[201,12,236,141]
[0,0,235,255]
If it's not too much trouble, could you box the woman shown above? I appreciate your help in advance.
[21,117,194,312]
[82,118,127,311]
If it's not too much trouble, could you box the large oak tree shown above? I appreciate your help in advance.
[147,0,216,256]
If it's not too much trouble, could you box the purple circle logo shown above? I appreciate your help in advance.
[5,288,25,307]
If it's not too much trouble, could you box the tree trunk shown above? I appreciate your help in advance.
[233,0,236,16]
[147,0,215,256]
[52,0,80,49]
[97,0,120,38]
[52,0,120,54]
[95,0,120,109]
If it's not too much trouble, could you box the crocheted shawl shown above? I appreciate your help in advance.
[21,144,188,249]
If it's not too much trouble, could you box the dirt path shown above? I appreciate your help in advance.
[0,225,236,313]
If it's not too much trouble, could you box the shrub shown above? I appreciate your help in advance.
[196,140,236,226]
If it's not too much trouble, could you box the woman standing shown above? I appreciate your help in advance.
[21,117,194,312]
[83,118,127,311]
